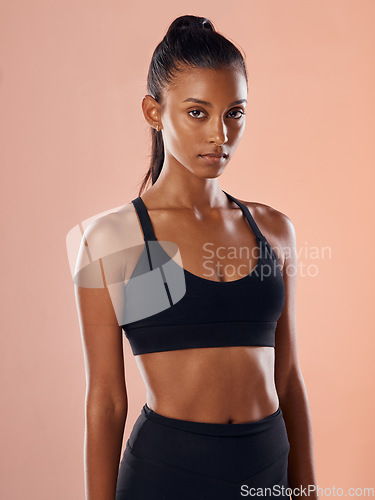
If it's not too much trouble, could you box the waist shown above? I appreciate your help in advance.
[139,344,277,422]
[142,402,283,436]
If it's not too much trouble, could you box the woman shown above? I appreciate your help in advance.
[74,14,318,500]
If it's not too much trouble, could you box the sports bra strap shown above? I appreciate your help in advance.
[222,190,265,241]
[132,196,157,241]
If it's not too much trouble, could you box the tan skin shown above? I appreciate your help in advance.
[133,196,284,424]
[135,67,285,423]
[76,66,318,499]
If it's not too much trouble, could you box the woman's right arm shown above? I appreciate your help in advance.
[74,217,128,500]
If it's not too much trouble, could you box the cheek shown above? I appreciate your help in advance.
[163,131,193,163]
[234,123,246,138]
[168,120,201,152]
[174,117,199,139]
[226,122,245,143]
[166,115,192,142]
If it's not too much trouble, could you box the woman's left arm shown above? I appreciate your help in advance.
[274,213,319,500]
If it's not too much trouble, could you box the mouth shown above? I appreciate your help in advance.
[200,153,228,158]
[199,153,228,164]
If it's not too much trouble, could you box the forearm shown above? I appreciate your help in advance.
[84,405,127,500]
[279,379,319,500]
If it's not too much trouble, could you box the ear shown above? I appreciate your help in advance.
[142,95,162,130]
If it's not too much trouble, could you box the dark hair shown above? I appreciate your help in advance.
[138,14,248,196]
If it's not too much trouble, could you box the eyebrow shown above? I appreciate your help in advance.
[182,98,247,107]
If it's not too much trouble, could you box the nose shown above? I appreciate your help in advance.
[207,120,228,146]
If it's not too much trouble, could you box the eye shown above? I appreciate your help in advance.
[228,109,246,119]
[187,108,246,119]
[188,109,206,119]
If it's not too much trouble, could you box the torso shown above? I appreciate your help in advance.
[119,192,286,424]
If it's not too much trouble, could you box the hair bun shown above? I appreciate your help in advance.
[167,15,214,34]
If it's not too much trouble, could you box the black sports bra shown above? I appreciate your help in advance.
[121,190,285,355]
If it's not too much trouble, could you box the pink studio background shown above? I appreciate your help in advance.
[1,1,374,499]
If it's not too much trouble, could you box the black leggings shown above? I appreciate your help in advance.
[116,403,290,499]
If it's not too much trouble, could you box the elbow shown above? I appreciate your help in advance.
[85,393,128,418]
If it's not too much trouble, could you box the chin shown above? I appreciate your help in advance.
[195,170,225,180]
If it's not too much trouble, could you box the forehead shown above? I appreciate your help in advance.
[165,67,247,104]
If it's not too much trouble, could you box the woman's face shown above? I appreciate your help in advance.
[155,66,247,179]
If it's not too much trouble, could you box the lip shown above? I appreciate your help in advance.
[199,153,228,164]
[200,153,227,157]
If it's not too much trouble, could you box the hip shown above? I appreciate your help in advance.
[116,403,290,499]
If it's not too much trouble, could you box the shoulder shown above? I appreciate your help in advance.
[240,199,296,269]
[71,201,143,285]
[81,201,141,249]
